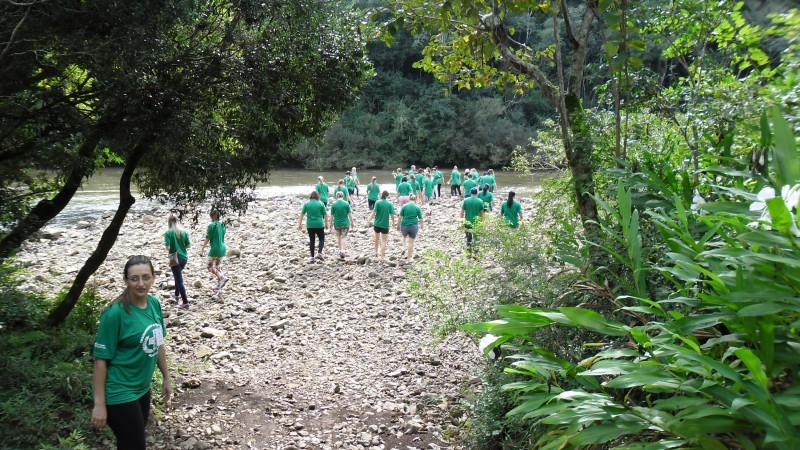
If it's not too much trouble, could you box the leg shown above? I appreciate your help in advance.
[316,228,325,255]
[171,259,188,304]
[407,237,415,260]
[373,231,380,256]
[307,229,316,257]
[106,391,151,450]
[380,233,389,259]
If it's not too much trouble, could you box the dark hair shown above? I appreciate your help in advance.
[507,190,516,208]
[210,210,221,221]
[310,191,320,200]
[381,190,390,200]
[482,183,489,194]
[113,255,155,314]
[402,176,407,182]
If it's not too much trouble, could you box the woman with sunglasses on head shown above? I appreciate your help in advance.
[92,255,171,450]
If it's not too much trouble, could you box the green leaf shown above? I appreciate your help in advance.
[737,302,798,317]
[559,307,627,336]
[771,107,800,186]
[734,348,768,389]
[568,421,647,445]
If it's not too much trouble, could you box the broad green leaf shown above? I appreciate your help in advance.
[738,302,799,317]
[559,307,627,336]
[735,348,769,389]
[771,107,800,186]
[766,197,795,235]
[568,421,647,445]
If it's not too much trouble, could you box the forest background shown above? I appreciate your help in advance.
[2,0,800,449]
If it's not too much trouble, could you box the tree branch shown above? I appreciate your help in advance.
[0,2,32,64]
[561,0,580,49]
[567,0,597,98]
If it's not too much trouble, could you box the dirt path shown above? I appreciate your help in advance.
[16,194,484,450]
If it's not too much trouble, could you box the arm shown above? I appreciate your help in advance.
[298,214,305,231]
[199,238,209,256]
[157,346,172,403]
[92,359,108,428]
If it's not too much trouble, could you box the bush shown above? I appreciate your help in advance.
[0,270,109,449]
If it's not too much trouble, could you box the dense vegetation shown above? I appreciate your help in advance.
[401,0,800,448]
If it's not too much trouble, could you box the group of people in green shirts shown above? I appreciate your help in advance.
[300,165,525,264]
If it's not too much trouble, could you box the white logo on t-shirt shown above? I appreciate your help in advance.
[140,323,164,357]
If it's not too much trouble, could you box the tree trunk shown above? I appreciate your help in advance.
[47,143,147,327]
[0,135,101,260]
[564,93,598,224]
[0,112,122,261]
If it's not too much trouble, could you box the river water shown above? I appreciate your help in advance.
[51,168,552,226]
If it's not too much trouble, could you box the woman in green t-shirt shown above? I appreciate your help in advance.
[398,194,424,261]
[500,190,524,229]
[368,191,397,261]
[298,191,330,263]
[366,176,380,211]
[477,184,495,212]
[92,255,172,449]
[164,215,191,309]
[199,210,229,291]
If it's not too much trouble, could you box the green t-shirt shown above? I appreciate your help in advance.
[395,173,403,188]
[345,176,355,189]
[477,190,494,206]
[366,182,380,201]
[451,171,461,185]
[423,179,434,197]
[351,171,359,183]
[501,200,523,228]
[397,182,412,196]
[471,172,479,180]
[462,196,485,225]
[334,186,349,200]
[373,199,396,229]
[415,173,424,186]
[301,199,327,228]
[434,171,443,185]
[164,229,190,260]
[409,179,419,193]
[205,221,226,257]
[330,199,352,228]
[485,174,496,187]
[315,182,330,204]
[399,202,424,226]
[463,179,477,194]
[93,295,165,405]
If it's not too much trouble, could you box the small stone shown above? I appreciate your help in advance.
[211,424,223,435]
[200,327,225,338]
[195,345,213,358]
[270,319,289,331]
[193,280,203,288]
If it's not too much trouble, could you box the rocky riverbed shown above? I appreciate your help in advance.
[12,193,522,450]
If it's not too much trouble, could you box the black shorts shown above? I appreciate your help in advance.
[373,226,389,234]
[347,188,355,195]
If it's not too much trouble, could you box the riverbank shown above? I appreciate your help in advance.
[13,192,534,450]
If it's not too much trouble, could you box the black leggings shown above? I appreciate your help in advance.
[107,390,151,450]
[307,228,325,257]
[451,185,462,197]
[170,257,188,304]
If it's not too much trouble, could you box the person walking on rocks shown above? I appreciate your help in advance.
[423,172,435,206]
[462,172,478,200]
[315,176,331,207]
[199,210,229,290]
[398,193,424,261]
[461,187,486,255]
[329,191,354,259]
[334,179,350,204]
[395,168,404,191]
[92,255,172,450]
[344,171,356,205]
[366,176,380,211]
[397,176,412,208]
[477,183,495,212]
[500,190,524,229]
[351,167,361,198]
[449,166,462,198]
[433,166,443,199]
[164,215,191,309]
[298,191,329,263]
[368,191,397,261]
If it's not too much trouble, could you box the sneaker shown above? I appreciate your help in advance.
[308,257,316,264]
[218,276,230,290]
[178,303,189,310]
[316,253,325,261]
[339,251,345,259]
